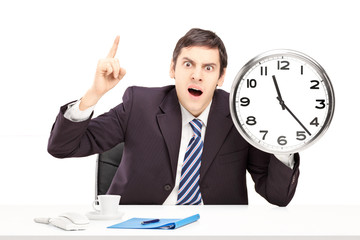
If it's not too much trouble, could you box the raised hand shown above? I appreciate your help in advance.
[93,36,126,96]
[80,36,126,110]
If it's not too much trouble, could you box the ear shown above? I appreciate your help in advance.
[217,68,226,87]
[169,61,175,79]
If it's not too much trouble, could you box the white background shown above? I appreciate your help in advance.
[0,0,358,205]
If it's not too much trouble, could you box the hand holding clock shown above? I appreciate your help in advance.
[272,75,311,136]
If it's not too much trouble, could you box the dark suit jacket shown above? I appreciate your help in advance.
[48,85,300,206]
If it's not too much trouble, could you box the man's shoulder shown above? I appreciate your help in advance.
[213,88,230,104]
[122,85,177,109]
[128,85,175,94]
[215,88,229,97]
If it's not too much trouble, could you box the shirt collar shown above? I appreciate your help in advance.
[180,101,212,128]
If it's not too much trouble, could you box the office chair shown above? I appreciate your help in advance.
[95,142,124,200]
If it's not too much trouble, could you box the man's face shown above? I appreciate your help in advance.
[170,46,226,117]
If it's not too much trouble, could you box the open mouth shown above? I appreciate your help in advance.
[188,87,203,97]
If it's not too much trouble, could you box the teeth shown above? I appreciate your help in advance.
[189,88,201,92]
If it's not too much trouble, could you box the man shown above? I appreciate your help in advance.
[48,28,299,206]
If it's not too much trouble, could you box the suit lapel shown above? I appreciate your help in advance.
[156,88,233,182]
[201,90,233,180]
[156,88,182,181]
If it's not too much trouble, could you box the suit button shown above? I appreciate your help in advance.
[164,184,172,191]
[292,176,296,184]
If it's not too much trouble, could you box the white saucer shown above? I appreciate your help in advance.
[86,211,124,220]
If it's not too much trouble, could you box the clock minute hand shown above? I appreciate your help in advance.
[272,75,285,110]
[277,97,312,136]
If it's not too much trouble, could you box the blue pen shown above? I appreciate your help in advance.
[141,219,160,225]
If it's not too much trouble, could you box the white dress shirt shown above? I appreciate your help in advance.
[64,99,294,205]
[64,100,95,122]
[163,102,211,205]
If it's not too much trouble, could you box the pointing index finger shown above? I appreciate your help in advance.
[107,35,120,58]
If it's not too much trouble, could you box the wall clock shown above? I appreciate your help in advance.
[230,50,335,154]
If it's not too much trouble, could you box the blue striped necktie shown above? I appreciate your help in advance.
[176,119,203,205]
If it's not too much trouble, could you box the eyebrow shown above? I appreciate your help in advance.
[182,57,218,67]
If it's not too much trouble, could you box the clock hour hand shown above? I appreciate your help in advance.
[276,97,312,136]
[272,75,285,110]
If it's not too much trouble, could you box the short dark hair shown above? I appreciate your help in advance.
[172,28,228,78]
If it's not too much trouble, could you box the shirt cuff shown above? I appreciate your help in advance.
[63,100,95,122]
[274,153,295,169]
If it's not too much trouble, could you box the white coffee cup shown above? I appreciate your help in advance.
[92,195,121,215]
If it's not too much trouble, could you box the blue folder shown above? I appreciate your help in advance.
[108,214,200,230]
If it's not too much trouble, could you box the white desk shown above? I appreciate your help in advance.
[0,205,359,239]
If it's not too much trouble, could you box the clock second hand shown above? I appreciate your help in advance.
[276,97,312,136]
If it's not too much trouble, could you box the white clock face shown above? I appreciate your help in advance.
[230,50,335,154]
